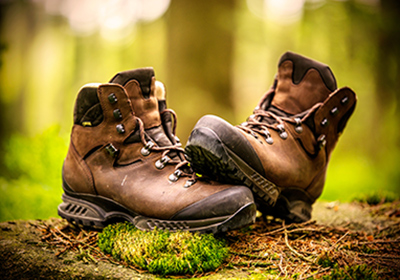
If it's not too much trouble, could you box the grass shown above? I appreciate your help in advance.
[97,222,229,276]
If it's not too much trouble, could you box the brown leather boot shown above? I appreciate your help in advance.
[58,68,256,233]
[185,52,357,223]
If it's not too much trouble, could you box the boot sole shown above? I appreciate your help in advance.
[58,192,256,234]
[185,128,280,207]
[186,127,312,223]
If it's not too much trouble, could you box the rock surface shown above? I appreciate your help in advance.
[1,201,399,279]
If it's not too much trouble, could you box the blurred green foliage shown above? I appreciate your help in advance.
[0,0,399,221]
[4,125,67,183]
[353,190,399,205]
[0,126,67,221]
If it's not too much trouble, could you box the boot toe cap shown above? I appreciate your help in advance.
[172,185,256,221]
[187,115,265,177]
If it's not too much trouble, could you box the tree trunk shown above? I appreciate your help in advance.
[165,0,236,141]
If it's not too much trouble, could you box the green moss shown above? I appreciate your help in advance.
[343,243,377,254]
[98,222,229,276]
[317,252,336,268]
[322,264,377,280]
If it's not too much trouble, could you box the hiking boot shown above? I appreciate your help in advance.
[185,52,357,223]
[58,68,256,233]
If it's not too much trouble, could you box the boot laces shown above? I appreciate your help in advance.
[136,111,199,186]
[238,103,321,143]
[238,110,290,143]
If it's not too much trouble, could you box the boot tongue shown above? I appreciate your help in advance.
[110,68,173,147]
[256,88,294,125]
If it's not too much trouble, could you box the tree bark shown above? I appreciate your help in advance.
[165,0,236,140]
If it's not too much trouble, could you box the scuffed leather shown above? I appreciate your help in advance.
[240,86,356,202]
[63,141,95,195]
[238,123,326,197]
[229,53,356,203]
[63,83,231,219]
[271,60,332,115]
[85,147,228,219]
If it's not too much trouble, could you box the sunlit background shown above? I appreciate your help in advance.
[0,0,399,221]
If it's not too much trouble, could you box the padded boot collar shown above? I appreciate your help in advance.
[271,51,337,115]
[109,68,162,130]
[109,67,154,98]
[278,51,337,91]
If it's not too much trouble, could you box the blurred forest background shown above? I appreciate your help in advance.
[0,0,399,222]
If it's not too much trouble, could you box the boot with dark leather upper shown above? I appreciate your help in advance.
[185,52,357,223]
[58,67,256,233]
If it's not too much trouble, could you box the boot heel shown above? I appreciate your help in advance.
[287,200,312,223]
[58,193,109,228]
[268,195,312,223]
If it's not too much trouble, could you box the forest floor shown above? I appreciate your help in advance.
[1,199,399,279]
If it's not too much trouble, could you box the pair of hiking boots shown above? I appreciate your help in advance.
[58,51,357,233]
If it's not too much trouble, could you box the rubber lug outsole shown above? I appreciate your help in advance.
[185,127,312,223]
[58,193,256,234]
[186,128,280,206]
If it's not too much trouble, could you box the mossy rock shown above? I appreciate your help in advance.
[98,222,229,276]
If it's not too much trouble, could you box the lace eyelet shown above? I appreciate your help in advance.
[250,131,259,139]
[266,136,273,144]
[116,124,125,134]
[277,124,288,139]
[318,134,327,150]
[105,143,118,157]
[330,107,339,115]
[113,109,122,119]
[184,179,196,188]
[108,93,117,104]
[262,130,273,145]
[141,141,154,156]
[294,118,303,134]
[169,169,182,182]
[155,156,170,169]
